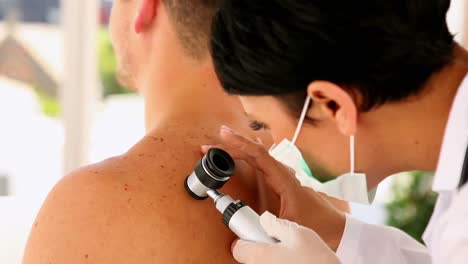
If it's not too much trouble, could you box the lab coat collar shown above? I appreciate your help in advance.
[432,74,468,192]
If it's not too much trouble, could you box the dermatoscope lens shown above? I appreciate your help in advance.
[213,154,230,171]
[184,148,236,200]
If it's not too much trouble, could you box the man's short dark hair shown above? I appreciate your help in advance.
[164,0,219,59]
[211,0,455,113]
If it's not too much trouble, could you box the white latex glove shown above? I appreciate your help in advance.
[233,212,341,264]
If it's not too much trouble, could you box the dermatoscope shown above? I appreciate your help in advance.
[184,148,277,244]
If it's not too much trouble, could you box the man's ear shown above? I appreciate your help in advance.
[134,0,158,33]
[307,81,358,136]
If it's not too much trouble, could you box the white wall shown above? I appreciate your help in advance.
[447,0,468,48]
[61,0,98,174]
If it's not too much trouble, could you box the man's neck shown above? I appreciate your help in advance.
[139,59,245,132]
[133,56,275,209]
[413,45,468,167]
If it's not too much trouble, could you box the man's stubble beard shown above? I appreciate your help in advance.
[116,56,137,91]
[114,30,138,91]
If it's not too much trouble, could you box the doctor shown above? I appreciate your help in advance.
[203,0,468,263]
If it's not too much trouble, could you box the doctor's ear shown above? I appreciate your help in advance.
[134,0,159,33]
[307,81,358,136]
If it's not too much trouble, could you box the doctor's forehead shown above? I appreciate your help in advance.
[240,96,289,121]
[239,96,269,113]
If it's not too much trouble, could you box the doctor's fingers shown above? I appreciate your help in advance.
[200,143,262,176]
[201,142,298,198]
[233,240,283,264]
[219,125,273,165]
[203,126,301,193]
[218,126,296,175]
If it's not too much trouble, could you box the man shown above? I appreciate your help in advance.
[22,0,277,263]
[205,0,468,263]
[23,0,348,262]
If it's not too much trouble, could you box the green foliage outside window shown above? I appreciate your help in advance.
[386,171,438,243]
[34,87,60,117]
[36,29,131,117]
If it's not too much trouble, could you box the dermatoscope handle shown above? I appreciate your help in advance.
[184,149,277,244]
[228,205,279,244]
[214,193,278,244]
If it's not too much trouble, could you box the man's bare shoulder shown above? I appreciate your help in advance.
[23,133,235,263]
[23,156,164,263]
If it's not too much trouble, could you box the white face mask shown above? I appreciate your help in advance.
[269,96,376,204]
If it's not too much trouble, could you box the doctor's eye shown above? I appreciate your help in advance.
[249,120,269,131]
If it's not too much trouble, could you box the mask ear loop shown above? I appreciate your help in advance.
[350,135,355,176]
[292,96,312,144]
[351,134,374,203]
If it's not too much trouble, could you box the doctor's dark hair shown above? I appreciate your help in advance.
[210,0,455,113]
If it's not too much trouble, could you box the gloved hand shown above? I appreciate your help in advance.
[233,211,341,264]
[201,126,346,251]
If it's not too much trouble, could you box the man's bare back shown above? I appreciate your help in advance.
[23,118,271,263]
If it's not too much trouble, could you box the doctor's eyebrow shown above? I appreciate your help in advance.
[244,112,271,131]
[249,120,270,131]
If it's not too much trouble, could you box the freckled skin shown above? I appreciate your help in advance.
[23,121,273,263]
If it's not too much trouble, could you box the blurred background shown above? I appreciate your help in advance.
[0,0,466,262]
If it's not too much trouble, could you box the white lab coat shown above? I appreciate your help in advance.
[336,74,468,264]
